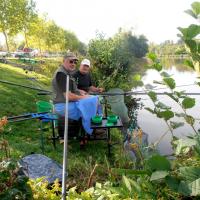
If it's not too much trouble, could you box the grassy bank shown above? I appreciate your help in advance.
[0,62,128,190]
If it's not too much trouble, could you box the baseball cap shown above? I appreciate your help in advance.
[64,52,78,60]
[81,59,91,67]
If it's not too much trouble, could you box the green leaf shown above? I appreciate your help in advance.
[150,171,169,181]
[144,84,156,90]
[128,179,141,193]
[165,176,180,192]
[179,167,200,182]
[111,168,149,175]
[153,80,164,85]
[157,110,174,121]
[147,52,157,62]
[174,91,187,98]
[160,71,171,77]
[132,74,141,81]
[178,181,191,196]
[156,102,171,110]
[185,1,200,20]
[185,9,198,19]
[188,178,200,196]
[191,2,200,17]
[146,155,171,172]
[182,97,195,109]
[178,24,200,39]
[153,61,162,72]
[175,112,186,117]
[145,107,155,114]
[185,39,198,53]
[122,175,132,192]
[163,78,176,89]
[170,121,184,129]
[184,59,195,70]
[165,93,179,102]
[185,115,195,125]
[174,138,196,155]
[148,91,157,102]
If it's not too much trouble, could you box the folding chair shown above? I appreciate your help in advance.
[36,101,58,152]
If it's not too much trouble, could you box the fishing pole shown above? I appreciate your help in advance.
[1,79,199,96]
[0,79,51,93]
[61,75,69,200]
[90,91,200,96]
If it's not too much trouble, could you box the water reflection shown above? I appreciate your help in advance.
[135,60,200,155]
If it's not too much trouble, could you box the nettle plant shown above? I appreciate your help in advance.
[146,52,200,156]
[105,53,200,199]
[178,1,200,71]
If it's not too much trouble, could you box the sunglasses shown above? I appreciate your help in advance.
[83,64,90,68]
[69,60,78,64]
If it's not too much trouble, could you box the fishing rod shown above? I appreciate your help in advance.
[90,91,200,96]
[7,112,57,123]
[0,79,51,93]
[1,79,200,96]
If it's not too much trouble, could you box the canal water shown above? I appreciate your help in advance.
[135,59,200,155]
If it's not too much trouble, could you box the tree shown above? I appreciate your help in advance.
[62,30,80,52]
[18,0,37,48]
[88,31,147,90]
[26,15,48,53]
[45,21,64,52]
[0,0,19,51]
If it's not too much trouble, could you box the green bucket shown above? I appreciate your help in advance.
[36,101,53,113]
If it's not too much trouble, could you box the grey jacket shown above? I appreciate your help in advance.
[52,65,79,104]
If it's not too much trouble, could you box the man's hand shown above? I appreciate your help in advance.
[97,88,104,93]
[79,89,87,95]
[80,94,90,99]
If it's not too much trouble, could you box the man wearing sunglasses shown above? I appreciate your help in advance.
[52,52,99,137]
[73,58,104,93]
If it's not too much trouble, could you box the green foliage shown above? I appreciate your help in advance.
[160,71,171,77]
[150,170,169,181]
[178,167,200,196]
[173,138,197,155]
[147,91,157,102]
[28,178,60,200]
[182,97,195,109]
[185,2,200,19]
[178,1,200,71]
[0,0,27,51]
[170,121,184,129]
[88,30,148,90]
[0,159,32,199]
[146,155,171,171]
[157,110,174,121]
[163,77,176,89]
[149,40,186,56]
[132,74,141,81]
[178,24,200,40]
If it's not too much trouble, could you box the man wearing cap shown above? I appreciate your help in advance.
[73,59,104,93]
[52,52,87,103]
[52,53,99,137]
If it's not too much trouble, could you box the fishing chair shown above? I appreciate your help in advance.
[36,101,58,152]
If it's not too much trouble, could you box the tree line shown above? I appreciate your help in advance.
[0,0,149,59]
[0,0,86,54]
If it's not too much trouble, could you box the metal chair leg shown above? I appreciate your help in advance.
[40,121,45,154]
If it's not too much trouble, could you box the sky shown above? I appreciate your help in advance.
[34,0,196,44]
[0,0,197,46]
